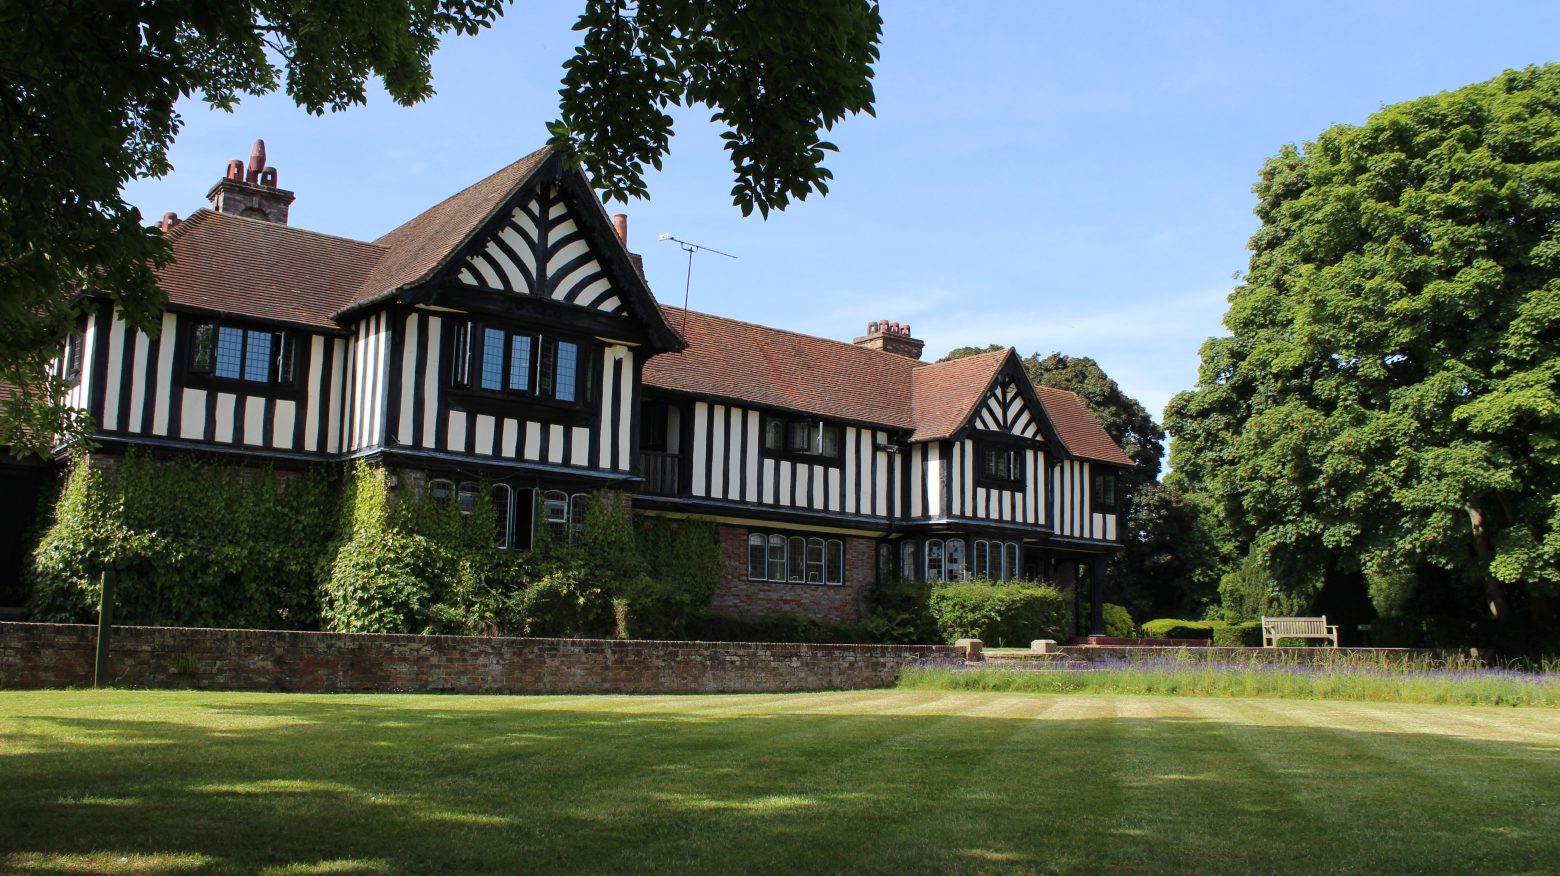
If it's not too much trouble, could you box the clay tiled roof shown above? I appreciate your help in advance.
[909,349,1010,441]
[1036,385,1135,466]
[345,147,552,315]
[645,307,1132,464]
[647,307,921,428]
[158,211,386,329]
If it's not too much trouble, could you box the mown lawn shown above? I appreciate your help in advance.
[2,690,1558,874]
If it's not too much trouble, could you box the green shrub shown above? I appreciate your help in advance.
[622,515,725,639]
[1142,618,1217,640]
[685,612,871,644]
[1212,621,1263,647]
[1102,603,1135,638]
[517,560,616,639]
[320,465,518,635]
[928,580,1067,647]
[29,452,336,629]
[864,575,939,644]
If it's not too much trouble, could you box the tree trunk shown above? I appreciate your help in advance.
[1465,499,1512,621]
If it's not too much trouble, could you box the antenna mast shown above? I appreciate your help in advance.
[659,233,737,335]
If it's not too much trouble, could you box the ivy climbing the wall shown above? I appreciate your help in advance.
[29,452,337,629]
[320,465,531,636]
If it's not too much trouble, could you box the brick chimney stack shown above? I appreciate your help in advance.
[852,320,925,359]
[206,139,295,224]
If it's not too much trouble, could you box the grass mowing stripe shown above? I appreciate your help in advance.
[828,694,1103,873]
[577,691,1049,872]
[1190,698,1559,875]
[4,690,1558,874]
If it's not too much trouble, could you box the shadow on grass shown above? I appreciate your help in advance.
[2,692,1558,874]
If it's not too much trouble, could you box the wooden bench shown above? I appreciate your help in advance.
[1261,616,1339,648]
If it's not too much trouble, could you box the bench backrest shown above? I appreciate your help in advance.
[1262,616,1329,636]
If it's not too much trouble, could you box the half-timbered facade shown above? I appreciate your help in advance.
[53,141,1133,632]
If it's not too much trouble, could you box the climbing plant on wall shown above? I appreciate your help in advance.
[29,452,337,628]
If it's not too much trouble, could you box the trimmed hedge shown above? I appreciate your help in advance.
[1102,603,1136,638]
[1213,621,1263,647]
[1142,619,1216,640]
[1143,618,1265,646]
[929,580,1067,647]
[685,612,871,644]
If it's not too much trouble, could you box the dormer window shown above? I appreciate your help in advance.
[188,321,295,386]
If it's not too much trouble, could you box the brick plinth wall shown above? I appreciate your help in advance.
[707,525,874,623]
[0,623,954,694]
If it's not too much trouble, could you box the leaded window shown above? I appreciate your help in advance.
[746,530,845,586]
[544,490,569,540]
[945,538,966,580]
[787,536,806,582]
[190,321,295,386]
[748,534,767,580]
[806,537,825,584]
[767,534,786,581]
[926,539,945,582]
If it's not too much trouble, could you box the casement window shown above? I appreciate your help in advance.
[543,490,592,543]
[924,538,967,581]
[189,321,296,385]
[1092,472,1117,512]
[900,540,917,582]
[451,320,587,404]
[746,530,845,585]
[973,539,1024,581]
[762,415,843,461]
[978,442,1023,487]
[62,333,83,387]
[429,479,535,551]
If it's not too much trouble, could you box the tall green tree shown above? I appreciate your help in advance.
[0,0,882,457]
[1166,65,1560,629]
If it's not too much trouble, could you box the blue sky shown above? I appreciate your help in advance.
[122,1,1560,433]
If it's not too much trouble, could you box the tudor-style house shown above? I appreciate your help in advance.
[54,141,1133,635]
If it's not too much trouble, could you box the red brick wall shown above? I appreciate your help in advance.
[0,623,954,694]
[706,525,877,623]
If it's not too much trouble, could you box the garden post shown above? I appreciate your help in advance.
[1088,561,1105,638]
[94,571,115,688]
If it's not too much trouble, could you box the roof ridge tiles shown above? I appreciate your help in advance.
[179,208,389,250]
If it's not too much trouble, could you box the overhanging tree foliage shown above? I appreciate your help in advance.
[0,0,882,457]
[1165,65,1560,628]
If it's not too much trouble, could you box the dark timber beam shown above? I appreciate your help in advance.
[1089,559,1106,638]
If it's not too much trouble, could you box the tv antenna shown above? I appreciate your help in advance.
[659,233,736,335]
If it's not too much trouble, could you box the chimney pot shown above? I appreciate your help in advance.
[209,138,294,224]
[613,213,628,246]
[852,317,924,359]
[158,211,181,233]
[246,139,267,183]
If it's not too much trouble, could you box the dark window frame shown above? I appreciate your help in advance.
[1092,471,1118,513]
[975,438,1025,490]
[745,528,846,586]
[449,319,596,418]
[183,318,301,399]
[760,414,845,466]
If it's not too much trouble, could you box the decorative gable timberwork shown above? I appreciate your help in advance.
[970,373,1043,441]
[454,183,627,316]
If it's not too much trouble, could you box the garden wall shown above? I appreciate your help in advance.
[0,623,955,694]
